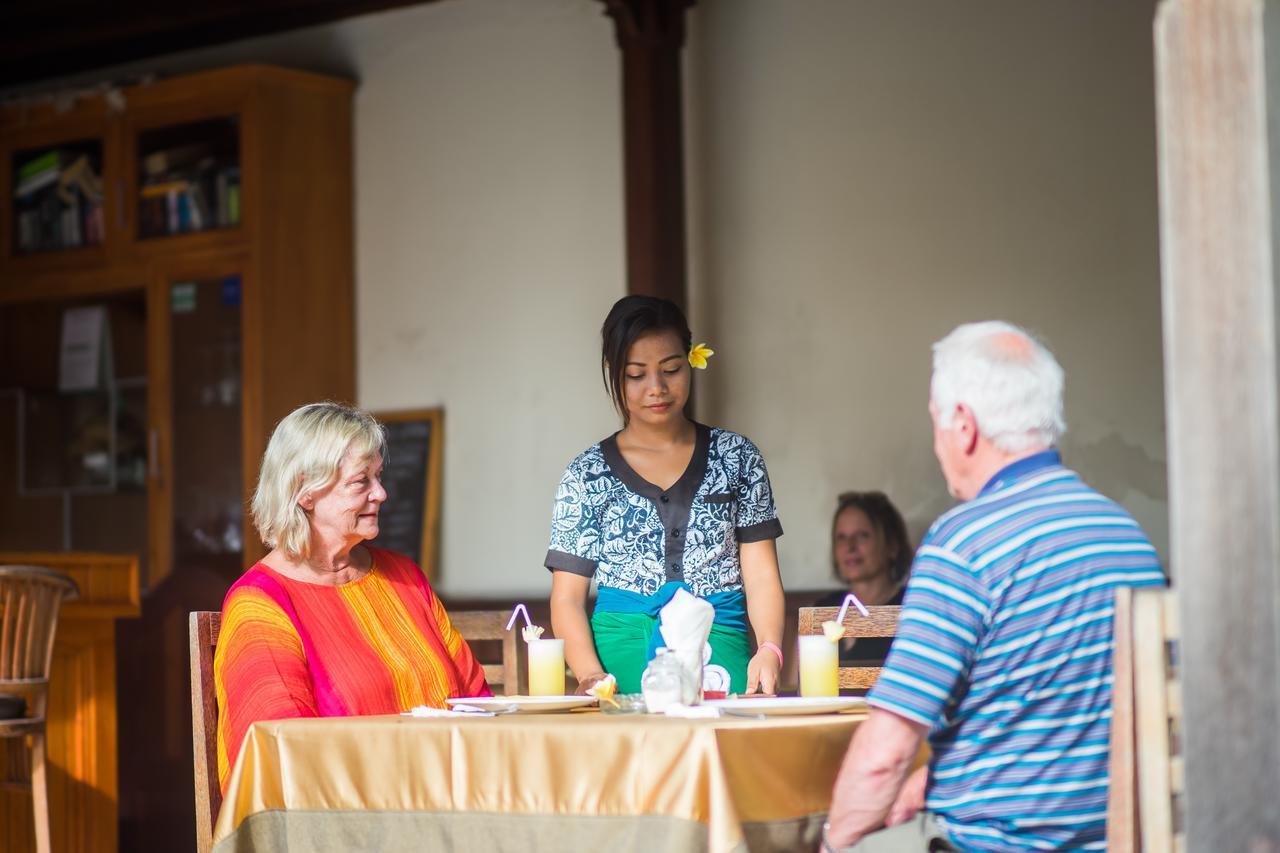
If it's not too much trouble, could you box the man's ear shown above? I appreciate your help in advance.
[956,404,980,455]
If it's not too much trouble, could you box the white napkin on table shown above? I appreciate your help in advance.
[404,704,496,717]
[659,589,715,701]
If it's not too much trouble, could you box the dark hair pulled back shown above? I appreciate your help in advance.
[600,295,693,423]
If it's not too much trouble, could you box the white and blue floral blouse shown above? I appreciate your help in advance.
[545,424,783,598]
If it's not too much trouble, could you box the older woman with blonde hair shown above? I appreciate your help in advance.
[215,402,488,791]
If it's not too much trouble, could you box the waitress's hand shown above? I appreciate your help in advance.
[574,672,611,696]
[745,648,781,695]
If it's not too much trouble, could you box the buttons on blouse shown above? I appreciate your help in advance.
[660,494,669,503]
[672,528,681,538]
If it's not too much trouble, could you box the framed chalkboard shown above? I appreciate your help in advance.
[368,408,443,578]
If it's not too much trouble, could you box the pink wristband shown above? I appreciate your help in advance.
[760,641,784,666]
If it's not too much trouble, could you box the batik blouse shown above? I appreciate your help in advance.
[214,546,489,791]
[545,423,783,598]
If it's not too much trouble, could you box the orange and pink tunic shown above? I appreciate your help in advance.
[214,546,490,790]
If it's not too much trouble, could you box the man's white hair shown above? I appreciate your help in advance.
[931,320,1066,453]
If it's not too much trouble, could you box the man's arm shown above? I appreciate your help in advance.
[826,708,927,848]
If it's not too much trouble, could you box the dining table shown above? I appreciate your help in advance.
[212,702,875,853]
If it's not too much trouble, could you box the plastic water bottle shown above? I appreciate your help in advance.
[641,648,687,713]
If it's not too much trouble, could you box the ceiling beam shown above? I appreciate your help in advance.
[0,0,443,86]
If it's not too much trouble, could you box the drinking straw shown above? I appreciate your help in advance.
[836,591,870,625]
[505,603,533,631]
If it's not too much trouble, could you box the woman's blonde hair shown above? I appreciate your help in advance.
[251,402,387,559]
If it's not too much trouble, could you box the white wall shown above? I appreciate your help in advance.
[344,1,624,597]
[8,0,1167,596]
[686,0,1167,591]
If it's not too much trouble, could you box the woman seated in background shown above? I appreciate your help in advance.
[215,402,488,791]
[815,490,912,664]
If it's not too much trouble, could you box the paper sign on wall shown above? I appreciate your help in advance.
[58,305,113,392]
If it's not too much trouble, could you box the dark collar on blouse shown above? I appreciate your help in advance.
[601,422,711,583]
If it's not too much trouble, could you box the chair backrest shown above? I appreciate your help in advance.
[449,609,526,696]
[798,605,901,691]
[1107,586,1184,853]
[189,611,221,853]
[0,565,79,721]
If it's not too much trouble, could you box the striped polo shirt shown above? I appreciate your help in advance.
[868,450,1165,851]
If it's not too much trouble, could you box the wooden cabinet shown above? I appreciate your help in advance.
[0,65,355,851]
[1,64,355,584]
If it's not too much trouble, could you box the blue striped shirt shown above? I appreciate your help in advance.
[868,450,1165,851]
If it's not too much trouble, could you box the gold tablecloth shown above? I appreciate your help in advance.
[213,709,868,853]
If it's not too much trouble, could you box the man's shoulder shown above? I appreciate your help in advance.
[922,465,1154,558]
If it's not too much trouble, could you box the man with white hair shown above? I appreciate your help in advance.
[823,321,1165,852]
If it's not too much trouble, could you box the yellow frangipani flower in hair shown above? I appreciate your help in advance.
[688,343,715,369]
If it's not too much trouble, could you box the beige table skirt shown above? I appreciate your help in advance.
[213,710,868,853]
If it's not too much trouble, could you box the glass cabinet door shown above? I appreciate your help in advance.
[137,118,240,241]
[10,138,106,256]
[167,275,243,576]
[0,291,149,561]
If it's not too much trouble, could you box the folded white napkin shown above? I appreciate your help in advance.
[404,704,496,717]
[659,588,715,701]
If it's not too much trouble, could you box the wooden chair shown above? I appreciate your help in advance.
[447,609,526,696]
[188,606,526,853]
[798,605,901,691]
[0,564,79,853]
[189,611,222,853]
[1107,586,1185,853]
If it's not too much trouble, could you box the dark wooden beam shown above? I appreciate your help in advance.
[0,0,443,87]
[599,0,695,311]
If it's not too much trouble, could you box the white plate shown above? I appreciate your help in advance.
[703,696,867,716]
[445,695,595,714]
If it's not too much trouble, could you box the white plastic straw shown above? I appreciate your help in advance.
[836,591,870,624]
[505,603,532,631]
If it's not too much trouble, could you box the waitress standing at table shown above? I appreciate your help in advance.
[546,296,786,696]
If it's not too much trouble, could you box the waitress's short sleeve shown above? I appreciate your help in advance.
[544,460,601,577]
[735,438,783,543]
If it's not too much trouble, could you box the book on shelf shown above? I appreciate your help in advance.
[15,167,59,198]
[14,150,62,196]
[17,150,60,181]
[57,156,104,204]
[142,141,213,179]
[140,180,191,199]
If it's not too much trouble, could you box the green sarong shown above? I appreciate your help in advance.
[590,610,752,694]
